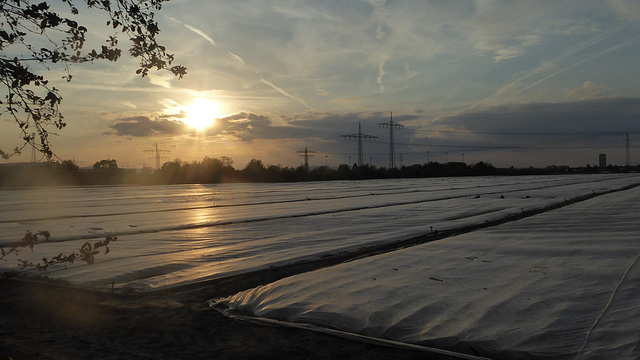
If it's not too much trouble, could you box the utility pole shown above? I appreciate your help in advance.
[626,133,631,167]
[342,122,377,167]
[30,133,36,163]
[297,146,316,171]
[143,143,170,171]
[379,112,404,169]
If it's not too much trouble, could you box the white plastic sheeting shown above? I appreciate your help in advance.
[1,174,639,292]
[215,185,640,359]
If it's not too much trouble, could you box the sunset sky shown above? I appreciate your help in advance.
[2,0,640,169]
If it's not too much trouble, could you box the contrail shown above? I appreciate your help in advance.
[471,26,626,108]
[166,16,216,47]
[227,51,245,66]
[510,38,635,98]
[260,78,312,109]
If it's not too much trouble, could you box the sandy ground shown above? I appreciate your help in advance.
[0,270,463,360]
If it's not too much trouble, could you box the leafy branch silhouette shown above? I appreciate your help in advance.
[1,231,117,276]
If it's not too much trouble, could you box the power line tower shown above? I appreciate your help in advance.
[379,112,404,169]
[626,132,631,166]
[30,133,37,163]
[143,143,171,171]
[296,146,316,171]
[341,122,377,166]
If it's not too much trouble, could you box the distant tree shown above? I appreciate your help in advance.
[59,159,79,172]
[471,161,496,175]
[0,0,187,160]
[93,159,118,171]
[220,156,234,169]
[199,156,224,183]
[91,158,120,184]
[243,159,267,182]
[157,159,184,184]
[310,165,335,181]
[332,164,350,180]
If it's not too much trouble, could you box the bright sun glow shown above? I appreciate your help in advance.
[183,99,219,131]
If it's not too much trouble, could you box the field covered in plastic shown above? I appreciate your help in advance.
[214,175,640,359]
[1,174,638,295]
[3,174,640,358]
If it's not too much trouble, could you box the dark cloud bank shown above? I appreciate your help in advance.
[434,97,640,134]
[108,98,640,151]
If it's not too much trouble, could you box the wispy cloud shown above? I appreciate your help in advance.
[227,51,245,66]
[167,16,216,46]
[146,73,173,89]
[377,54,388,92]
[259,78,311,109]
[120,101,137,109]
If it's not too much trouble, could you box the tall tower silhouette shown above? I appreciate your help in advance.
[297,146,316,171]
[143,143,170,171]
[342,122,377,166]
[626,133,630,167]
[30,133,36,163]
[379,112,404,169]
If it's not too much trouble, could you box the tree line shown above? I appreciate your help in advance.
[0,156,634,188]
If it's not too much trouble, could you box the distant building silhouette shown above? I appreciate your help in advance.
[599,153,607,168]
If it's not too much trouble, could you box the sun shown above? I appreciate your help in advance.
[183,99,219,131]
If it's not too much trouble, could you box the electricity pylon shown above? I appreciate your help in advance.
[297,146,316,171]
[30,134,36,163]
[626,133,631,167]
[341,122,377,166]
[143,143,170,171]
[379,112,404,169]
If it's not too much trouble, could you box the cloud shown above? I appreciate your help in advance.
[121,101,137,109]
[146,73,173,88]
[109,111,304,141]
[109,116,186,137]
[432,97,640,136]
[377,54,388,92]
[607,0,640,19]
[472,27,631,108]
[565,82,610,100]
[107,110,425,152]
[491,35,542,62]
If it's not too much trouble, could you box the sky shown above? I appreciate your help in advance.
[2,0,640,169]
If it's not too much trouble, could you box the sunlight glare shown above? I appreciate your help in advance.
[183,99,219,131]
